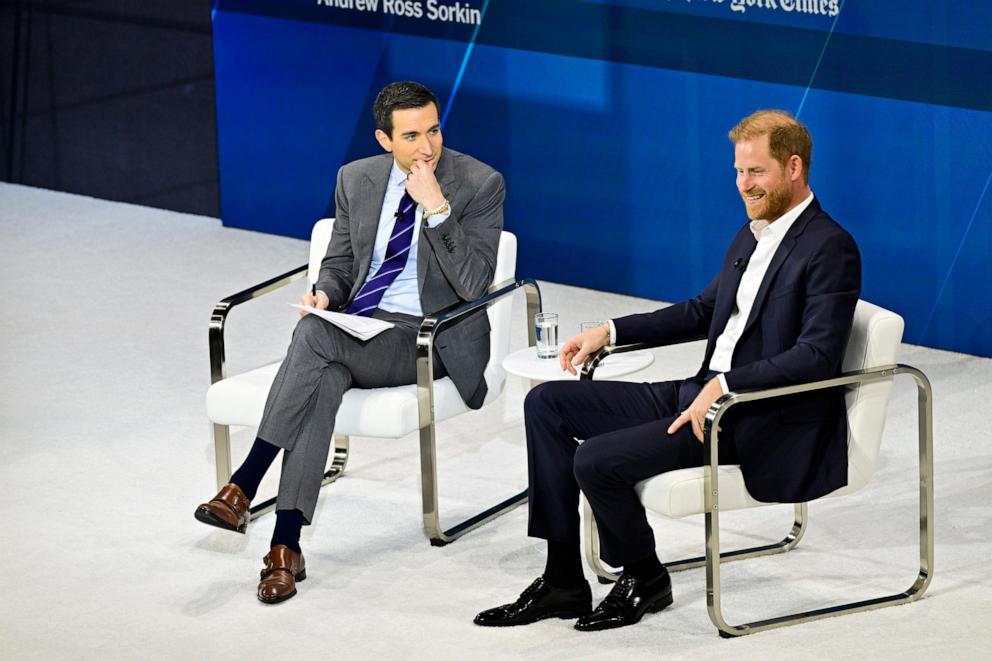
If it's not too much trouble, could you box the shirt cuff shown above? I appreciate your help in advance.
[717,373,729,395]
[425,210,449,228]
[607,319,617,346]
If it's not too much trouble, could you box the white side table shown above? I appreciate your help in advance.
[502,345,654,387]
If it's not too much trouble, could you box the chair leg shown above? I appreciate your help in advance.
[582,497,807,583]
[212,423,233,491]
[324,434,350,483]
[705,367,935,637]
[249,434,351,519]
[414,281,540,546]
[418,408,528,546]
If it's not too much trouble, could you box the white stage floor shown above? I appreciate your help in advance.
[2,182,990,659]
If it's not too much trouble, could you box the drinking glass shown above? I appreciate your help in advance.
[535,312,559,359]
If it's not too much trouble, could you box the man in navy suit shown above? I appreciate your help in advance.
[475,110,861,631]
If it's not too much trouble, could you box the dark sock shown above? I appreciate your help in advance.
[229,437,280,501]
[625,553,665,582]
[271,509,304,553]
[543,540,585,588]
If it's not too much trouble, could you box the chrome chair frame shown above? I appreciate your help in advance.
[580,345,934,637]
[208,263,541,544]
[417,277,541,545]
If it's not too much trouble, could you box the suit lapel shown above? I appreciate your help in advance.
[739,198,820,336]
[704,229,757,362]
[418,150,461,297]
[352,157,392,298]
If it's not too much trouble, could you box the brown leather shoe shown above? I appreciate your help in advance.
[258,545,306,604]
[194,483,251,533]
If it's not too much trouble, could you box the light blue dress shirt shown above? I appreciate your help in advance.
[366,159,449,317]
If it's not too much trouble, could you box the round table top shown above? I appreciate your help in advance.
[502,345,654,382]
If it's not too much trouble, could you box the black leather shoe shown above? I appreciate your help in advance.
[474,576,592,627]
[574,569,673,632]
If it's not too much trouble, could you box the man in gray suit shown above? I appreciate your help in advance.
[195,81,505,604]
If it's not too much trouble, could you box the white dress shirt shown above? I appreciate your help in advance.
[609,192,814,395]
[365,159,450,317]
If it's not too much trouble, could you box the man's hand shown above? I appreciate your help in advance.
[667,377,724,443]
[298,290,330,318]
[559,324,610,376]
[405,159,445,210]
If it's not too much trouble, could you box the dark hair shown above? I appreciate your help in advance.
[373,81,441,138]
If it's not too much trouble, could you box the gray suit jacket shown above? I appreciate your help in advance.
[315,148,505,409]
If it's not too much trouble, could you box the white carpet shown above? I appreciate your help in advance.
[1,182,990,660]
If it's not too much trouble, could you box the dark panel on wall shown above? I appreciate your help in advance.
[1,0,219,217]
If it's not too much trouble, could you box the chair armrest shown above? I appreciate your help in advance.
[429,276,541,330]
[209,263,309,384]
[697,363,931,516]
[415,277,542,357]
[579,343,653,380]
[706,363,909,422]
[414,277,542,395]
[702,363,929,464]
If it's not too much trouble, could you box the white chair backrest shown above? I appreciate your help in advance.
[837,300,905,495]
[308,218,335,284]
[307,219,516,401]
[483,232,517,402]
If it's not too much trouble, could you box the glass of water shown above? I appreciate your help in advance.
[535,312,559,359]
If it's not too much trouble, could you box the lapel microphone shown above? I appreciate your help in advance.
[733,258,747,271]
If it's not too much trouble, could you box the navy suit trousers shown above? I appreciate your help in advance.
[525,378,740,567]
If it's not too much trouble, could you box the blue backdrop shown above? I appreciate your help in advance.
[212,0,992,357]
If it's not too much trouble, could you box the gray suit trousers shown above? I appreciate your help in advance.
[256,309,444,523]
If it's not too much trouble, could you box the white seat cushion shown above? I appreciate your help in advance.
[636,466,768,518]
[206,362,472,438]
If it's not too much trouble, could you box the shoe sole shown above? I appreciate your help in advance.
[575,590,674,632]
[475,608,593,627]
[194,507,247,534]
[258,570,307,605]
[647,591,674,614]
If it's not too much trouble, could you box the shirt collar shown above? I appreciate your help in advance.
[388,159,408,188]
[751,192,814,241]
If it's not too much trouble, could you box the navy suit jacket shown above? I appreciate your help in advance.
[614,198,861,502]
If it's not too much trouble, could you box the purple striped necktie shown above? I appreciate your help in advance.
[346,191,417,317]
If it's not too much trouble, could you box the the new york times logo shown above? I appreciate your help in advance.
[728,0,841,17]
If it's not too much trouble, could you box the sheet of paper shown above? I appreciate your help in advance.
[289,304,395,340]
